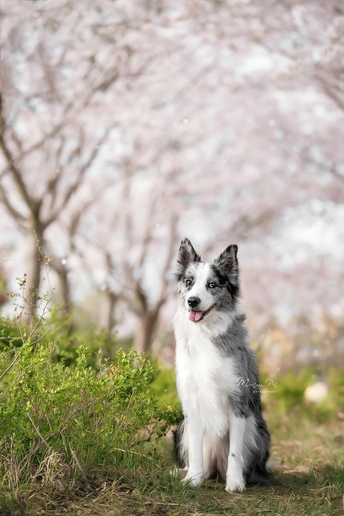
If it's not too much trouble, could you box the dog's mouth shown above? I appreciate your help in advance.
[188,305,214,322]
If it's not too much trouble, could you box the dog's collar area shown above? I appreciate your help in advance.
[188,305,214,322]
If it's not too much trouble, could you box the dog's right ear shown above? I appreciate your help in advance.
[175,238,201,280]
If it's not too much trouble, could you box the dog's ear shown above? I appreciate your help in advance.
[175,238,201,280]
[214,244,239,283]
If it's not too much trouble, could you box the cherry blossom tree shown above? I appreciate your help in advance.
[0,0,146,313]
[0,0,343,356]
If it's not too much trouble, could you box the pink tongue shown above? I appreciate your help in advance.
[189,311,203,322]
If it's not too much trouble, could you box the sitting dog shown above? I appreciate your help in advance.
[173,238,270,491]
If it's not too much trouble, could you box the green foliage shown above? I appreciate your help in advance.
[47,311,117,367]
[261,366,344,435]
[327,367,344,408]
[0,325,180,494]
[150,359,180,406]
[0,311,119,367]
[267,366,344,417]
[0,317,24,350]
[267,367,315,412]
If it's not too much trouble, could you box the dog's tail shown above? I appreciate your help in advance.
[246,413,273,485]
[246,440,273,485]
[246,461,273,485]
[173,418,187,468]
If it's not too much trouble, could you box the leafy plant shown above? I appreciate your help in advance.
[0,330,180,494]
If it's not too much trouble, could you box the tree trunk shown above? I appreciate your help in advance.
[47,254,72,315]
[58,268,71,314]
[134,310,159,354]
[25,231,43,318]
[106,290,117,336]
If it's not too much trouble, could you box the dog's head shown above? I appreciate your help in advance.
[175,238,240,323]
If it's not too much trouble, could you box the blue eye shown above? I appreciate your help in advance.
[208,282,217,289]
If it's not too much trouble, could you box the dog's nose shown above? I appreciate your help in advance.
[188,297,200,308]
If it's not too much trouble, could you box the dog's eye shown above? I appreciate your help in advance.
[185,279,192,287]
[208,282,217,289]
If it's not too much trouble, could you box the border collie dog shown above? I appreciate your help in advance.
[173,239,270,492]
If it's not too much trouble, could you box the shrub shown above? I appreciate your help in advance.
[268,367,315,412]
[0,317,24,350]
[327,367,344,408]
[0,332,180,493]
[0,310,119,368]
[150,359,179,406]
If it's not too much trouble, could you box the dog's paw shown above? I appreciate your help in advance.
[182,472,204,487]
[226,458,245,492]
[225,477,246,492]
[226,464,245,492]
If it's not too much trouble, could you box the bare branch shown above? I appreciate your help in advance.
[0,92,36,215]
[157,212,178,305]
[0,117,67,178]
[44,128,112,226]
[0,184,27,227]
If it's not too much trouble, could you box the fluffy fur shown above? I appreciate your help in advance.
[173,238,270,492]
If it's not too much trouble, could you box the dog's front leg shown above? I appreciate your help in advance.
[226,411,246,492]
[182,414,204,486]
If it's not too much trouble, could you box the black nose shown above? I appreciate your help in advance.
[188,296,200,308]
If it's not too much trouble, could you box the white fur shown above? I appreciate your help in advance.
[174,305,258,490]
[226,413,246,492]
[175,306,239,438]
[185,263,214,312]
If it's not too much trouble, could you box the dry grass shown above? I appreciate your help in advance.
[2,412,343,516]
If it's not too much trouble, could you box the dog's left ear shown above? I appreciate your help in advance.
[214,244,239,283]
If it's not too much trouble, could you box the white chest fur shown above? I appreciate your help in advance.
[174,306,239,439]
